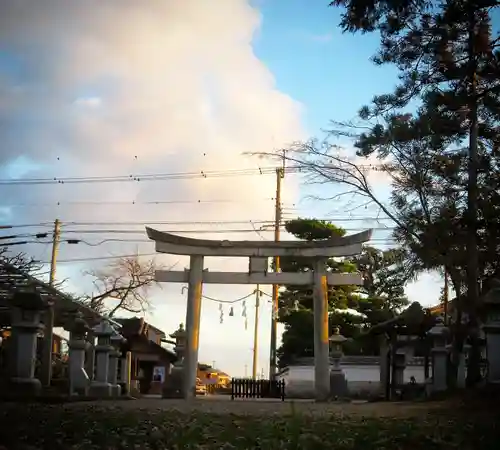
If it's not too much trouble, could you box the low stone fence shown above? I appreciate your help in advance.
[284,379,381,400]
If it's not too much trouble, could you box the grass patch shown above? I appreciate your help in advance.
[0,403,498,449]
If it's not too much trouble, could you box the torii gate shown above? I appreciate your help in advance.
[146,227,372,402]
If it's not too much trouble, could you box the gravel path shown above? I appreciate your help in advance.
[62,396,444,418]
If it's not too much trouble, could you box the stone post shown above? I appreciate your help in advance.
[428,315,449,393]
[89,320,114,397]
[483,282,500,383]
[120,351,132,395]
[108,332,125,397]
[183,255,204,399]
[313,258,330,402]
[392,350,406,387]
[328,327,348,398]
[163,323,186,398]
[68,312,90,396]
[8,290,47,397]
[379,335,390,398]
[85,330,95,381]
[457,344,470,389]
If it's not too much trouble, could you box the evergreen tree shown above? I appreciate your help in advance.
[327,0,500,384]
[277,219,410,367]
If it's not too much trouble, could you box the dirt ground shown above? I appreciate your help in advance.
[62,395,446,418]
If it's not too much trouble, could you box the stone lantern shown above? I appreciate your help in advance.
[89,320,114,397]
[162,323,187,399]
[68,311,90,396]
[329,327,347,370]
[482,280,500,383]
[428,314,449,392]
[328,327,348,398]
[109,330,125,397]
[9,290,47,397]
[171,323,186,366]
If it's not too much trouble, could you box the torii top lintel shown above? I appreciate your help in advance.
[146,227,372,258]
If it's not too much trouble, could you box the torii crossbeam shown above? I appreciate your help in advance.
[146,227,372,402]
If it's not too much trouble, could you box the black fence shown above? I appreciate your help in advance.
[230,378,285,401]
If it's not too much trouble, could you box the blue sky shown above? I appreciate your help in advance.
[252,0,444,306]
[0,0,445,377]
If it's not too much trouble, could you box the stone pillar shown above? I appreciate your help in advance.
[313,258,330,402]
[68,312,90,396]
[379,336,390,398]
[183,255,204,400]
[328,327,348,398]
[120,351,132,395]
[429,315,449,393]
[483,283,500,383]
[108,332,125,397]
[393,350,406,387]
[456,344,470,389]
[89,320,114,397]
[8,291,47,397]
[85,330,95,381]
[39,299,55,387]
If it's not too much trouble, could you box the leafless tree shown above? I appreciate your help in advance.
[81,255,165,318]
[0,247,42,274]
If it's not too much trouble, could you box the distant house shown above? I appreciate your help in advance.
[114,317,176,395]
[197,363,231,388]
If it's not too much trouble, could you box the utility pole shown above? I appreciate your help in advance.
[49,219,61,285]
[40,219,61,387]
[269,159,284,380]
[252,286,260,380]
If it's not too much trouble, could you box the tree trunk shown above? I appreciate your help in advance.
[465,4,481,387]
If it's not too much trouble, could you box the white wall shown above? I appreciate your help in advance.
[283,364,427,383]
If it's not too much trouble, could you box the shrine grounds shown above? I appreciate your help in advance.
[0,395,498,450]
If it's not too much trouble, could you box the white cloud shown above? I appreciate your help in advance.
[0,0,304,376]
[74,96,102,108]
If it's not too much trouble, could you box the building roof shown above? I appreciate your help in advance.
[114,317,166,339]
[0,261,118,328]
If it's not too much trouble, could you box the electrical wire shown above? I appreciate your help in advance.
[0,223,53,230]
[0,217,396,231]
[6,198,275,208]
[0,163,392,186]
[60,217,395,226]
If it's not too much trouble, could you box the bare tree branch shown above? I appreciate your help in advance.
[79,255,170,318]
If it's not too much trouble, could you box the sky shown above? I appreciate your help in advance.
[0,0,444,377]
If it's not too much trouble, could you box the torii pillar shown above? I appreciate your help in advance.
[146,227,372,402]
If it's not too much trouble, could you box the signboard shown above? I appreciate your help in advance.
[153,366,165,383]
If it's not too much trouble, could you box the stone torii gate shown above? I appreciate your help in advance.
[146,227,372,401]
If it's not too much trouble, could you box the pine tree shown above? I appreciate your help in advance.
[277,219,409,367]
[329,0,500,384]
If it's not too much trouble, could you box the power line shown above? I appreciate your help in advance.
[0,223,53,229]
[0,163,391,186]
[0,217,396,231]
[60,217,395,226]
[0,166,281,186]
[5,198,275,208]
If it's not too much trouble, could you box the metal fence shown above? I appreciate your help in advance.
[230,378,285,401]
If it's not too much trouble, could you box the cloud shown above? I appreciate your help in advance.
[0,0,304,376]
